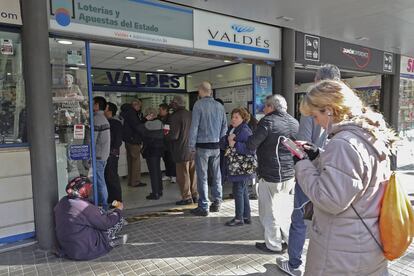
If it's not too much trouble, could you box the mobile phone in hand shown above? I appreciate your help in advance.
[281,137,308,159]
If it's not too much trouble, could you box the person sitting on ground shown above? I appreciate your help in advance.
[54,177,127,260]
[223,107,255,226]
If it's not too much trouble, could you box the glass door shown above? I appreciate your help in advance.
[49,38,92,199]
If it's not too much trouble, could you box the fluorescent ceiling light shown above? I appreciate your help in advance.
[7,72,11,76]
[123,71,131,73]
[131,76,136,80]
[156,69,165,72]
[187,75,192,78]
[223,60,232,63]
[57,40,73,45]
[117,80,122,84]
[69,67,79,70]
[125,56,136,60]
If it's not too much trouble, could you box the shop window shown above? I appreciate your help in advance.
[0,31,25,146]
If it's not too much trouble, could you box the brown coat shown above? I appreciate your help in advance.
[165,107,194,163]
[295,121,391,276]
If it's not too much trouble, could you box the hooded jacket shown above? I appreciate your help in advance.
[295,119,392,275]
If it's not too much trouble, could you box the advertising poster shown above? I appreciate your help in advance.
[254,76,272,118]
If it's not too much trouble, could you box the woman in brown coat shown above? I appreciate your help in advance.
[294,80,397,275]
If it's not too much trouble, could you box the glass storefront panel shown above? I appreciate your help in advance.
[49,38,92,198]
[398,77,414,169]
[0,30,25,145]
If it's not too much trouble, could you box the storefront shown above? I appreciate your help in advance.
[398,56,414,169]
[47,0,280,209]
[294,32,396,119]
[0,0,36,246]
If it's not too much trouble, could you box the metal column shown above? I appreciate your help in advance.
[281,28,296,116]
[21,0,58,249]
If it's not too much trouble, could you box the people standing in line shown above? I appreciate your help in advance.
[93,96,111,210]
[246,95,299,253]
[223,107,255,226]
[141,107,165,200]
[165,95,198,205]
[104,102,123,206]
[120,99,146,188]
[54,177,127,260]
[189,81,228,216]
[159,103,176,183]
[292,80,396,275]
[276,64,341,276]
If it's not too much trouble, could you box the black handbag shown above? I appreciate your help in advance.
[225,147,257,176]
[303,201,314,220]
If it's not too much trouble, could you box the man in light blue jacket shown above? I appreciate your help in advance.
[277,64,341,276]
[189,81,227,216]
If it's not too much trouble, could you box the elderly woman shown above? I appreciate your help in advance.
[54,177,126,260]
[223,107,256,226]
[295,80,397,275]
[142,107,165,200]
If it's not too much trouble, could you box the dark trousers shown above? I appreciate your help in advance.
[146,157,163,195]
[233,180,251,220]
[163,150,176,177]
[104,155,122,203]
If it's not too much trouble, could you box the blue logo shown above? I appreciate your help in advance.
[231,24,255,33]
[55,7,71,26]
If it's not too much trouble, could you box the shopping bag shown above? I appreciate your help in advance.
[379,172,414,260]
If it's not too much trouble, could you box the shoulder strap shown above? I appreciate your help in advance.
[351,204,384,252]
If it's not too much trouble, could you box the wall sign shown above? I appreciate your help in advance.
[254,76,272,117]
[49,0,193,48]
[400,56,414,78]
[73,124,85,140]
[92,69,185,92]
[193,10,281,60]
[0,0,21,25]
[296,32,395,74]
[304,34,320,62]
[69,144,90,160]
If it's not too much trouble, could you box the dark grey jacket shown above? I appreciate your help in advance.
[247,110,299,183]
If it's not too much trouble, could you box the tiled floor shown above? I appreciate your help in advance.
[1,172,414,275]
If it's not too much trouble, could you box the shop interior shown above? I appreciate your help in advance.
[50,38,266,211]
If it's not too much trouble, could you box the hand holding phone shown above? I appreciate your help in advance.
[281,137,308,159]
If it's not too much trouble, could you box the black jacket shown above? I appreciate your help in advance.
[141,119,165,159]
[247,110,299,183]
[120,104,144,145]
[108,117,123,156]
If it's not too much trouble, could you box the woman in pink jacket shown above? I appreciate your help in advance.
[294,80,397,275]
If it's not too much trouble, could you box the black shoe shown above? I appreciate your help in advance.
[209,201,221,212]
[244,218,252,224]
[190,207,208,216]
[225,218,244,226]
[137,182,147,187]
[255,242,287,254]
[176,198,193,205]
[110,234,128,247]
[146,193,160,200]
[192,197,198,203]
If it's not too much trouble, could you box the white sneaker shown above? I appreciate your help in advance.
[276,258,303,276]
[162,176,170,181]
[171,177,176,183]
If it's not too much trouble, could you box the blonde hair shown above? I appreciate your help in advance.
[231,107,250,123]
[145,107,158,117]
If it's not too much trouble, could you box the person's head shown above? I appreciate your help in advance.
[314,64,341,82]
[215,98,224,106]
[263,94,287,115]
[66,176,93,199]
[231,107,250,128]
[159,103,169,117]
[145,107,158,120]
[198,81,213,98]
[64,74,74,87]
[93,96,107,112]
[170,95,186,111]
[300,80,364,128]
[131,99,142,112]
[105,102,118,119]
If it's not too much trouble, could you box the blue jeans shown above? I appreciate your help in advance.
[288,183,309,268]
[233,180,251,220]
[195,148,222,211]
[96,160,108,210]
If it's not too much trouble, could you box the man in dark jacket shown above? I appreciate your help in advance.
[54,177,127,260]
[247,94,299,254]
[166,95,198,205]
[104,102,123,205]
[120,99,146,187]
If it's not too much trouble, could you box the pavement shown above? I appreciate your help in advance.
[0,170,413,275]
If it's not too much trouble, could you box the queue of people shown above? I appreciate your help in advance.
[54,69,398,276]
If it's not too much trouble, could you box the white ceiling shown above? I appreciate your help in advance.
[90,43,236,74]
[168,0,414,57]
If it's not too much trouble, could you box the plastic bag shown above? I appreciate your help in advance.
[379,172,414,260]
